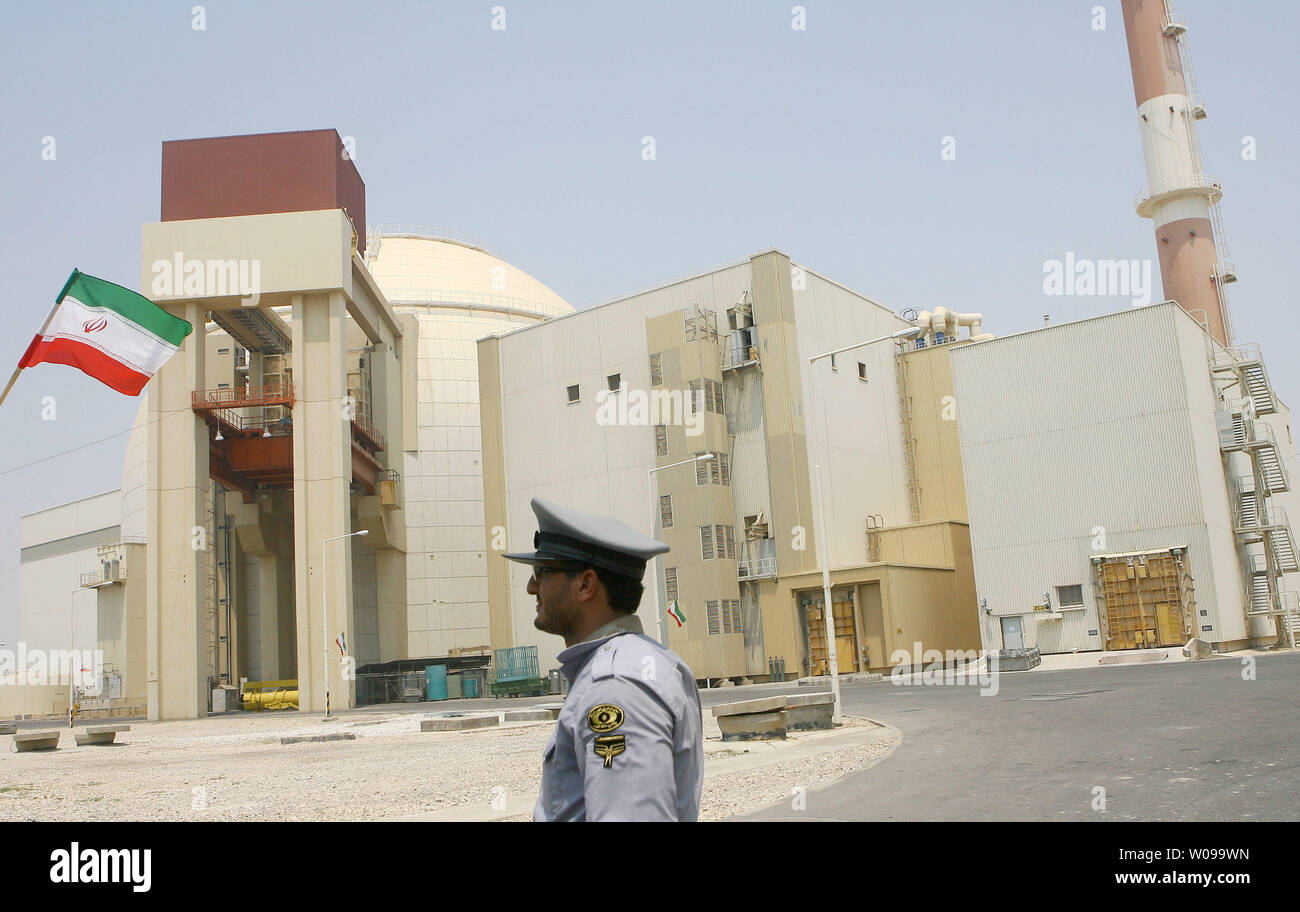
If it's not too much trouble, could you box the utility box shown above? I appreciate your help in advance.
[211,685,238,712]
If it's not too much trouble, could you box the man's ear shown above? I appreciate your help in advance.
[573,568,601,604]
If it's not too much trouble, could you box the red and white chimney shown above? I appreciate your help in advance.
[1121,0,1232,345]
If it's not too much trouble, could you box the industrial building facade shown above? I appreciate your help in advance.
[479,251,982,682]
[952,302,1300,654]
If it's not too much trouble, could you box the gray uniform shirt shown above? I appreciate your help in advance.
[534,615,703,821]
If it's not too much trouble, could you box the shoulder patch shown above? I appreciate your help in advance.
[587,703,624,733]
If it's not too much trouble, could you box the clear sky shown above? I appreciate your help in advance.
[1,1,1297,641]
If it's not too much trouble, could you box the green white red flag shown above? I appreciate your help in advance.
[16,269,193,397]
[667,600,685,627]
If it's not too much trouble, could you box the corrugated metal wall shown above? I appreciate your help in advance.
[951,304,1226,653]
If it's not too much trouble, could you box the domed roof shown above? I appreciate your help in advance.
[365,228,572,319]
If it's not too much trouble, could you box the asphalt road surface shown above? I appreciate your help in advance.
[733,652,1300,821]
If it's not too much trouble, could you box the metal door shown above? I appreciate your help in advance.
[802,592,858,675]
[1001,616,1024,650]
[1096,553,1188,649]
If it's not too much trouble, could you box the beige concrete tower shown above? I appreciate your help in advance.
[140,209,410,719]
[1121,0,1233,345]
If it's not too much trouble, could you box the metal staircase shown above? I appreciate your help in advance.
[1222,391,1300,646]
[1221,415,1289,493]
[1264,507,1299,573]
[1246,553,1270,615]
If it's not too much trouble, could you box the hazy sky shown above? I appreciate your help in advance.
[2,1,1298,641]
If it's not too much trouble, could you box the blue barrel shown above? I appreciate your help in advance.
[425,665,448,701]
[464,676,480,698]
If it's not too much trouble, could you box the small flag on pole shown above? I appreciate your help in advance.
[666,600,685,627]
[2,269,193,406]
[336,632,347,656]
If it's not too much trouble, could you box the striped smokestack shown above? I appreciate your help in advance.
[1121,0,1231,345]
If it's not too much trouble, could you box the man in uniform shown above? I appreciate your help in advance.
[503,497,703,821]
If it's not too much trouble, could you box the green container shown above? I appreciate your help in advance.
[464,676,480,698]
[447,673,463,699]
[425,665,447,701]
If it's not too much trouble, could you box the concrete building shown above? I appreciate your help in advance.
[479,251,983,682]
[3,491,143,719]
[951,301,1300,655]
[11,130,574,720]
[364,229,572,658]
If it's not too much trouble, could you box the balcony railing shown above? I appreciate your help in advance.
[192,383,294,410]
[79,562,124,588]
[352,411,385,452]
[738,557,777,580]
[1134,174,1222,216]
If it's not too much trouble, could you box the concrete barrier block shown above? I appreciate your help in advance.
[421,714,500,732]
[1182,638,1213,659]
[13,731,61,752]
[280,732,357,745]
[0,723,16,735]
[711,696,788,717]
[502,709,555,722]
[74,725,130,746]
[1098,650,1168,666]
[531,702,564,719]
[783,692,833,708]
[718,711,787,741]
[783,703,834,732]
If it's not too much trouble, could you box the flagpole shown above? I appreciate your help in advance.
[0,367,22,410]
[0,269,80,410]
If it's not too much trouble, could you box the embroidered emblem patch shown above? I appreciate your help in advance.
[587,703,624,733]
[593,734,626,768]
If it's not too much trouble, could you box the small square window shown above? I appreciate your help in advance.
[607,373,622,392]
[858,362,868,382]
[217,348,230,355]
[567,384,580,403]
[1056,584,1084,608]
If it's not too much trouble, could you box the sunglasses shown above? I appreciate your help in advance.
[532,564,585,580]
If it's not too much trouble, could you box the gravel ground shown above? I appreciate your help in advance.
[0,709,898,821]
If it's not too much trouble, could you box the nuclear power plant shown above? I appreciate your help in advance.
[5,0,1296,724]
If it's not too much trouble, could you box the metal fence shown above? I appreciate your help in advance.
[493,646,539,682]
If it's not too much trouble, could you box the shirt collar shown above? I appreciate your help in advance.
[557,614,644,682]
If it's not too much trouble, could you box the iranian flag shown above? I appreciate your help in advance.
[15,269,193,397]
[667,600,686,627]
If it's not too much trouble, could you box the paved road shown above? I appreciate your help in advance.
[739,652,1300,821]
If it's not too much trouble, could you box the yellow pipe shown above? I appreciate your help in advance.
[241,687,299,711]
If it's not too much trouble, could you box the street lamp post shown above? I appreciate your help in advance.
[322,529,368,719]
[70,585,95,728]
[807,326,921,723]
[649,453,715,646]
